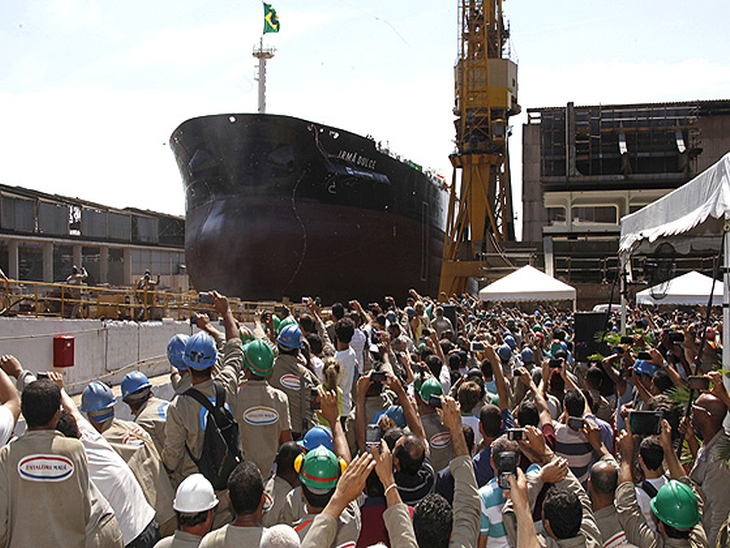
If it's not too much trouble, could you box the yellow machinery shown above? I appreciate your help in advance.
[439,0,520,297]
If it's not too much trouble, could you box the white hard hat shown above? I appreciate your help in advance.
[172,473,219,513]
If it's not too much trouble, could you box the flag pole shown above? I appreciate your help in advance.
[253,36,275,114]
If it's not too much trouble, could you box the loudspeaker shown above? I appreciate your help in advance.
[574,311,609,362]
[441,304,457,331]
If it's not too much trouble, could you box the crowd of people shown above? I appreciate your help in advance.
[0,287,729,548]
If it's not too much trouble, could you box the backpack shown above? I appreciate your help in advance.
[184,382,243,491]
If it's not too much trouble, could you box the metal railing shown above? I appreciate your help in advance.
[0,279,307,323]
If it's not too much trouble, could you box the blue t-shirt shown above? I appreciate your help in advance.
[479,463,541,546]
[472,408,514,488]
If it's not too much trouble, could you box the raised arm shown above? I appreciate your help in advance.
[211,291,238,341]
[0,356,21,423]
[386,372,428,451]
[321,387,351,463]
[484,343,510,410]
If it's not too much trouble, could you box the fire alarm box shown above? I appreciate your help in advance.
[53,336,74,368]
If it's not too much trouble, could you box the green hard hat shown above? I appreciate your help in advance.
[533,324,543,333]
[419,377,443,404]
[276,316,297,335]
[239,325,255,345]
[650,480,700,530]
[271,315,281,333]
[243,339,275,377]
[299,445,341,492]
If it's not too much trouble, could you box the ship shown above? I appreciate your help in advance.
[169,113,448,303]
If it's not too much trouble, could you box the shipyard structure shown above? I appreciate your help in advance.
[0,184,187,291]
[517,99,730,307]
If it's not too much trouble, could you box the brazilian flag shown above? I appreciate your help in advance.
[263,3,280,34]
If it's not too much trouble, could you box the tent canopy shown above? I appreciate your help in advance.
[479,265,576,303]
[620,153,730,255]
[635,271,723,306]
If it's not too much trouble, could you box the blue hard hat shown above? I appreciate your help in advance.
[520,347,534,363]
[277,324,303,349]
[299,425,334,452]
[381,405,406,428]
[167,334,190,371]
[633,359,660,376]
[121,371,151,399]
[405,306,416,317]
[183,332,218,370]
[80,381,116,421]
[504,335,517,349]
[497,344,512,362]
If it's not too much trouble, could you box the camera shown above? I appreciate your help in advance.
[310,388,321,410]
[620,336,634,345]
[470,340,485,352]
[637,351,652,361]
[629,410,663,435]
[429,395,443,408]
[198,292,214,305]
[506,428,525,442]
[669,332,685,343]
[497,451,518,489]
[371,370,386,383]
[366,424,381,449]
[549,358,562,368]
[688,376,710,391]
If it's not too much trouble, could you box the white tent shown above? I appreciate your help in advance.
[635,271,723,306]
[479,265,576,307]
[619,152,730,367]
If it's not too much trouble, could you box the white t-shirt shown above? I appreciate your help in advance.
[350,328,367,375]
[77,417,155,544]
[636,474,669,531]
[335,347,358,415]
[0,405,15,447]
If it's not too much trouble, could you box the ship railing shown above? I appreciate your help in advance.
[0,279,310,323]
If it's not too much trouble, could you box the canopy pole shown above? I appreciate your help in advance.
[620,254,628,334]
[722,224,730,372]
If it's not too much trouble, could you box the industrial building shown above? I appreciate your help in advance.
[521,99,730,305]
[0,184,187,291]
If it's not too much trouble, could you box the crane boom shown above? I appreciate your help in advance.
[439,0,520,297]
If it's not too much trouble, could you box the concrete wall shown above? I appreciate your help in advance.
[521,122,546,242]
[0,317,192,394]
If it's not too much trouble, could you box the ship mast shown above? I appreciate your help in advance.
[253,37,276,113]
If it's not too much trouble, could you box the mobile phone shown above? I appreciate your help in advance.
[549,358,562,368]
[497,451,517,489]
[366,424,381,448]
[37,372,50,379]
[190,316,198,326]
[315,296,321,307]
[371,370,386,383]
[669,332,684,343]
[688,376,710,391]
[198,292,213,305]
[567,416,585,430]
[274,305,287,316]
[471,340,484,352]
[620,336,633,345]
[629,410,663,435]
[429,395,443,408]
[310,388,321,410]
[637,351,652,361]
[507,428,525,442]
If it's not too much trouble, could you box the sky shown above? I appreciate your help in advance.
[2,0,730,239]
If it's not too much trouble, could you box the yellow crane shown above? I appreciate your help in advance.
[439,0,520,297]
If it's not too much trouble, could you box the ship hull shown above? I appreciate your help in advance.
[170,114,447,303]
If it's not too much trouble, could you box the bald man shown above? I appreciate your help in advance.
[689,393,730,546]
[588,455,628,547]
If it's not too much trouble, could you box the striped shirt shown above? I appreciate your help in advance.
[478,464,540,548]
[553,420,594,484]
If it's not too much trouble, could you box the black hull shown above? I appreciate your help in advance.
[170,114,448,303]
